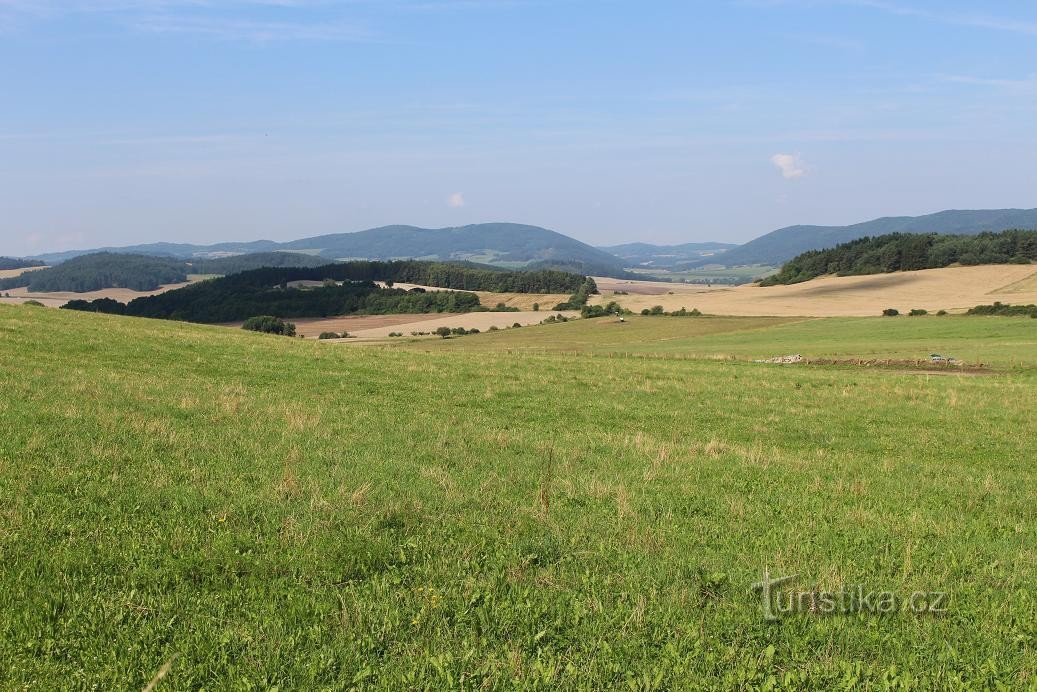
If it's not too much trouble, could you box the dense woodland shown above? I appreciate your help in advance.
[761,230,1037,285]
[64,275,483,323]
[60,258,587,322]
[0,257,45,271]
[0,253,188,292]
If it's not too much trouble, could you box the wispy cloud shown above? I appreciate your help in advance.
[770,153,807,179]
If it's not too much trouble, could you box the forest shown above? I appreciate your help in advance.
[761,229,1037,285]
[0,257,45,271]
[64,273,483,323]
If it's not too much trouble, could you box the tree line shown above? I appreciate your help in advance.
[761,230,1037,286]
[64,275,483,323]
[0,257,45,271]
[0,253,188,292]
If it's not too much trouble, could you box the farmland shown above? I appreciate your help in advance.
[593,264,1037,317]
[2,303,1036,687]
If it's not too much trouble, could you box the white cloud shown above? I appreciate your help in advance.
[770,153,807,180]
[447,192,465,208]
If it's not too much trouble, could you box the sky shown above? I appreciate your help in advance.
[1,0,1036,256]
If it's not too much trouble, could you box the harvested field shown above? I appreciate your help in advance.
[333,310,577,339]
[377,282,570,311]
[592,264,1037,316]
[0,280,195,308]
[0,266,46,280]
[257,314,447,338]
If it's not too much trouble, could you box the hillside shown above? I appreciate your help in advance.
[713,208,1037,267]
[761,229,1037,285]
[29,223,633,277]
[599,241,736,269]
[0,253,188,293]
[0,251,334,293]
[63,260,589,322]
[3,304,1037,686]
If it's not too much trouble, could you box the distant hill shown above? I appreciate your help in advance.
[0,251,336,293]
[0,257,45,271]
[713,209,1037,267]
[30,223,634,278]
[0,253,188,293]
[598,242,736,269]
[761,229,1037,286]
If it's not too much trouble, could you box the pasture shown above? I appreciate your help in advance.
[1,304,1036,688]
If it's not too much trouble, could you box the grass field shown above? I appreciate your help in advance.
[2,304,1037,687]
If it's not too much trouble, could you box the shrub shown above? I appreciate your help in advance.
[388,332,403,337]
[882,308,900,317]
[512,322,522,329]
[488,326,499,331]
[909,308,928,316]
[242,315,296,336]
[936,310,948,316]
[23,300,45,307]
[318,332,341,340]
[966,302,1037,317]
[435,326,452,338]
[532,303,539,311]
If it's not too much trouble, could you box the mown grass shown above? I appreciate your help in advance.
[2,304,1036,688]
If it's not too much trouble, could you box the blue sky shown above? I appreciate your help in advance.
[1,0,1036,256]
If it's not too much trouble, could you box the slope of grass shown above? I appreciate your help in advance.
[2,305,1036,687]
[422,314,1037,370]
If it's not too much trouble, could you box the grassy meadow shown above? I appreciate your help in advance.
[2,304,1036,688]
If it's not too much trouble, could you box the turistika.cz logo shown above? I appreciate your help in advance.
[752,569,948,622]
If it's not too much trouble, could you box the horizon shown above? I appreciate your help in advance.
[3,1,1037,256]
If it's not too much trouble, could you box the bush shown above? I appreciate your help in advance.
[882,308,900,317]
[936,310,948,316]
[908,308,928,316]
[242,315,296,336]
[318,332,341,340]
[512,323,522,329]
[388,332,403,337]
[23,300,45,307]
[532,303,539,311]
[966,302,1037,317]
[435,326,452,338]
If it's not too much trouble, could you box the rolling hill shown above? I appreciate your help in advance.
[0,251,335,293]
[711,208,1037,267]
[30,223,633,277]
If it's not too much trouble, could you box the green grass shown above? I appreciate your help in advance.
[2,304,1037,687]
[423,314,1037,370]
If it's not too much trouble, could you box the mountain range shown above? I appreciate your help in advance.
[32,223,630,277]
[24,209,1037,277]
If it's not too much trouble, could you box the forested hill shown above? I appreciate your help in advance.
[714,208,1037,268]
[0,257,45,271]
[0,251,333,293]
[0,253,188,292]
[28,223,634,278]
[761,229,1037,285]
[62,260,588,323]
